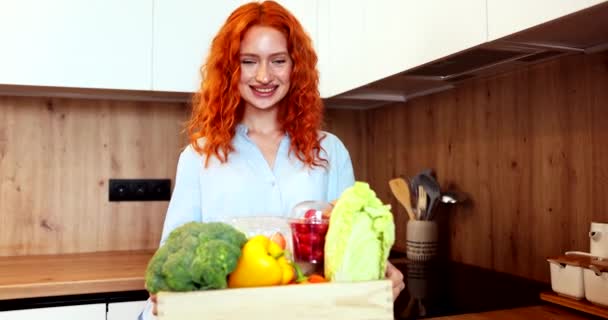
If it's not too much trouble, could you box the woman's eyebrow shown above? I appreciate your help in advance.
[240,52,289,57]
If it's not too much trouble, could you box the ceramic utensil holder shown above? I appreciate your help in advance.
[406,220,438,261]
[590,222,608,259]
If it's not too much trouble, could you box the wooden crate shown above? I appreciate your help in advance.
[157,280,394,320]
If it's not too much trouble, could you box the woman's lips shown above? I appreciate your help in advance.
[250,85,278,97]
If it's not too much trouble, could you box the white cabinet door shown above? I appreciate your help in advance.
[0,0,153,91]
[107,300,147,320]
[487,0,608,41]
[152,0,242,92]
[152,0,318,93]
[0,303,106,320]
[318,0,487,98]
[271,0,319,50]
[316,0,365,99]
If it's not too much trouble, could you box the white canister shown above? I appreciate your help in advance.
[547,255,586,300]
[590,222,608,259]
[583,262,608,307]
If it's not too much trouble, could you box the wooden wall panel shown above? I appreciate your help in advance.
[366,52,608,282]
[0,96,364,256]
[0,97,188,256]
[324,108,368,182]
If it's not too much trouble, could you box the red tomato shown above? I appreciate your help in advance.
[304,209,317,219]
[270,232,286,250]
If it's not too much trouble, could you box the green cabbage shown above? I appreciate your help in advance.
[324,182,395,282]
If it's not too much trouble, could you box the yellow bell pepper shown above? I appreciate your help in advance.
[228,235,294,288]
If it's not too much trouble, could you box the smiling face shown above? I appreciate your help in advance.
[238,25,293,111]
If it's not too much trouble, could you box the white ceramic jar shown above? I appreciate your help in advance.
[547,255,586,299]
[590,222,608,259]
[583,262,608,307]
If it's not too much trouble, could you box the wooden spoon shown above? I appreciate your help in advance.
[389,178,416,221]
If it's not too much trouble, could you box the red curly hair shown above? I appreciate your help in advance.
[187,1,326,168]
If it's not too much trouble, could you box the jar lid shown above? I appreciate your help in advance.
[548,254,608,272]
[589,259,608,273]
[547,253,592,267]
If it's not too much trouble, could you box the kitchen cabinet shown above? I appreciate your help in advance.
[0,304,105,320]
[317,0,487,98]
[152,0,319,93]
[5,1,603,100]
[0,0,152,91]
[487,0,608,41]
[152,0,242,92]
[107,300,147,320]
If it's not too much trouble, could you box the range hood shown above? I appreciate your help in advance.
[326,2,608,109]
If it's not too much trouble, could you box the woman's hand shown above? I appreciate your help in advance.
[150,293,158,316]
[386,261,405,301]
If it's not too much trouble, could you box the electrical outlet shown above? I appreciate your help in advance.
[109,179,171,202]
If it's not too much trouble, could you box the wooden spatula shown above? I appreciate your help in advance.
[389,178,416,220]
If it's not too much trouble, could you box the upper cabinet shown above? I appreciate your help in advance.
[1,1,605,98]
[152,0,242,93]
[487,0,607,41]
[317,0,487,98]
[152,0,319,93]
[0,0,153,91]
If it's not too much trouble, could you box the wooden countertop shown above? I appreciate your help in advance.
[0,250,155,300]
[429,305,598,320]
[1,252,600,320]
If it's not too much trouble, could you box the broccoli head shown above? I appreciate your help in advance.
[165,221,209,252]
[197,222,247,248]
[144,245,170,293]
[190,239,242,289]
[145,221,247,293]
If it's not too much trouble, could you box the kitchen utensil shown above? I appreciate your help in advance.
[389,178,416,221]
[422,168,435,178]
[440,191,468,204]
[410,174,423,202]
[419,174,441,220]
[417,185,427,220]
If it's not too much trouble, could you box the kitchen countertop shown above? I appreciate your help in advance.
[0,250,601,319]
[0,250,154,300]
[390,257,542,317]
[428,305,600,319]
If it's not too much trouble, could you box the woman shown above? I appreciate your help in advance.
[140,1,404,318]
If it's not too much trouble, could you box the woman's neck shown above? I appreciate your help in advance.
[242,105,282,135]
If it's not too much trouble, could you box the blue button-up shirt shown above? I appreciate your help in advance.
[140,125,354,319]
[159,124,355,244]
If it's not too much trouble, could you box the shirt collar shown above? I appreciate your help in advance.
[235,122,291,142]
[236,123,249,138]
